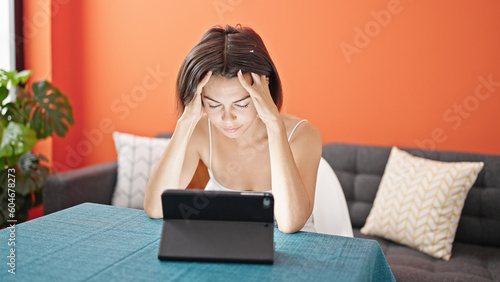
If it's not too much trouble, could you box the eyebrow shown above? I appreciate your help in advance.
[203,95,251,104]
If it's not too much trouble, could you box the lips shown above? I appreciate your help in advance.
[223,126,241,133]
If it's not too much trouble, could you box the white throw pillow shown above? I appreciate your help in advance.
[111,132,170,209]
[361,147,484,260]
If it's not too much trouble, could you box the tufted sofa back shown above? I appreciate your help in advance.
[322,143,500,247]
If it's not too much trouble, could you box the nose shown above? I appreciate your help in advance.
[221,107,236,122]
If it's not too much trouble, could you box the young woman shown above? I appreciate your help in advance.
[144,25,322,233]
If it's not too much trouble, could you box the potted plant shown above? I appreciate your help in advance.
[0,69,74,228]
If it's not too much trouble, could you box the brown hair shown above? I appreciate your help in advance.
[176,25,283,114]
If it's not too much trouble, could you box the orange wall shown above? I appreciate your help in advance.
[23,0,52,165]
[47,0,500,171]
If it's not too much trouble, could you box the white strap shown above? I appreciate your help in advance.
[288,120,307,142]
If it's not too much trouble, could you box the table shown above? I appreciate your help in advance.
[1,203,394,281]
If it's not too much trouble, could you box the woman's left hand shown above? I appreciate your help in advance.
[237,70,282,128]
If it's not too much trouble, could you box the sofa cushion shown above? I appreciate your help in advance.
[111,132,170,209]
[360,146,483,260]
[323,143,500,247]
[354,229,500,282]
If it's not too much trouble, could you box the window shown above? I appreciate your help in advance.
[0,0,15,71]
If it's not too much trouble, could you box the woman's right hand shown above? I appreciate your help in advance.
[180,71,212,124]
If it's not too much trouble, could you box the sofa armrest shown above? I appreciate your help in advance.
[43,162,118,215]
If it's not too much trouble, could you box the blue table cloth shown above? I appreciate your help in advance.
[1,203,394,281]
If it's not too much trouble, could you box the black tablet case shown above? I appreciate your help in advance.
[158,190,274,264]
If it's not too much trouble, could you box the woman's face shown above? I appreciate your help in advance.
[202,73,258,138]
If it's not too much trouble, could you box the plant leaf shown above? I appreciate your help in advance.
[1,102,27,124]
[0,122,37,162]
[0,155,46,227]
[0,120,4,141]
[15,70,32,84]
[28,81,74,139]
[0,85,8,102]
[17,152,49,195]
[2,70,19,88]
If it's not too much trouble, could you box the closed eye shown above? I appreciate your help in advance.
[235,103,249,108]
[208,104,221,109]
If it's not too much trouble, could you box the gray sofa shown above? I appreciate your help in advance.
[323,143,500,281]
[43,142,500,281]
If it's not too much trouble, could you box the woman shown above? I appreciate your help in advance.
[144,25,322,233]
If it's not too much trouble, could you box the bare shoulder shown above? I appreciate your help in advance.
[281,114,322,145]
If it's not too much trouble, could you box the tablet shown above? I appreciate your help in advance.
[157,189,274,264]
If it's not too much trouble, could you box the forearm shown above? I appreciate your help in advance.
[143,119,197,218]
[267,121,313,233]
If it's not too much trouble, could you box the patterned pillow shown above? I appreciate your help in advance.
[111,132,170,209]
[361,147,484,260]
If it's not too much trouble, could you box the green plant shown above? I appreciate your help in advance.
[1,69,73,228]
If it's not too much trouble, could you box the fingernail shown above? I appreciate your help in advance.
[238,69,242,75]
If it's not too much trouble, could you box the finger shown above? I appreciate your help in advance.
[237,70,253,92]
[259,75,270,90]
[258,74,267,85]
[196,71,212,93]
[253,74,270,94]
[250,72,262,87]
[201,71,212,85]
